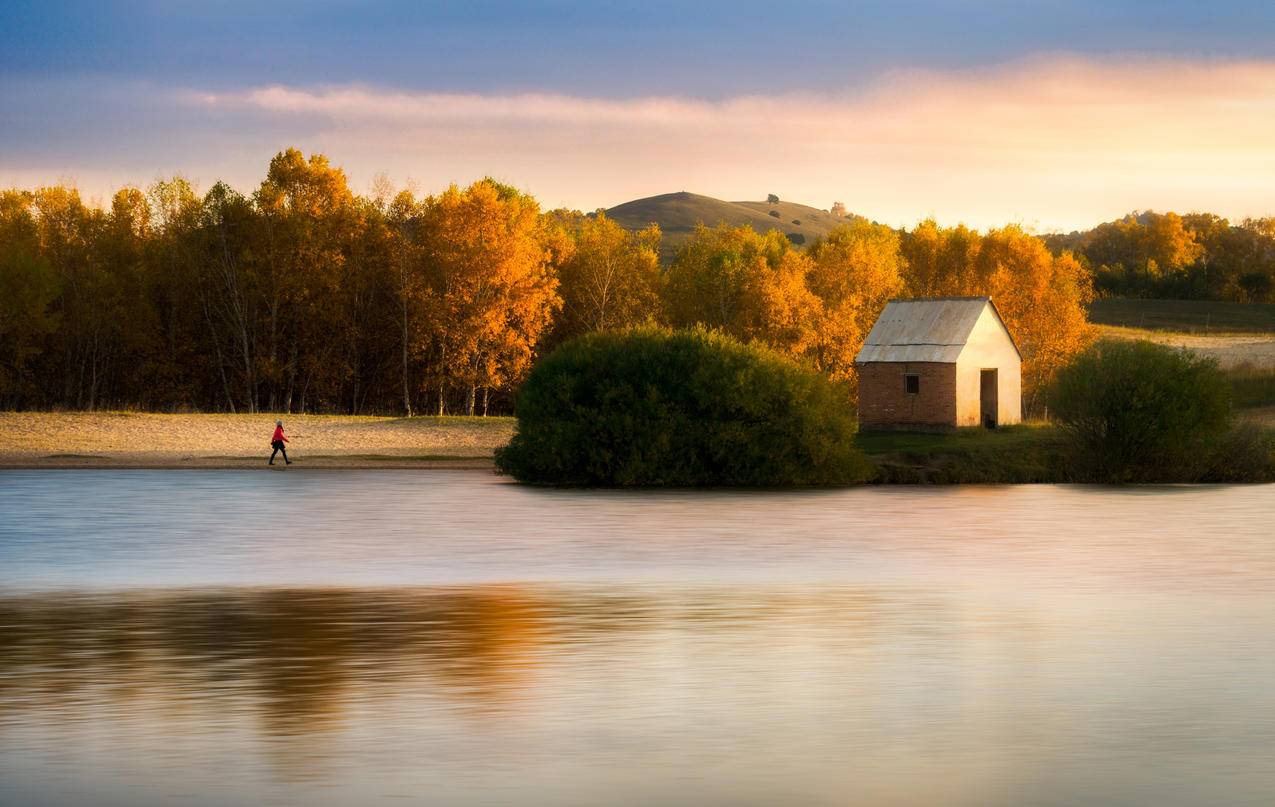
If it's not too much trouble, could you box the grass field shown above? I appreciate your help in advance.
[857,424,1071,484]
[1090,300,1275,369]
[0,412,513,468]
[1088,299,1275,333]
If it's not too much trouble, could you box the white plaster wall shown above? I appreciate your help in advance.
[954,305,1022,426]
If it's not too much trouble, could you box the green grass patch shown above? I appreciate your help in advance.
[857,424,1072,484]
[1088,299,1275,333]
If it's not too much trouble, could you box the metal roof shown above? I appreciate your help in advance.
[855,297,1000,364]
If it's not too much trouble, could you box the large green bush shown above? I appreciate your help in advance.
[496,327,872,486]
[1047,339,1234,481]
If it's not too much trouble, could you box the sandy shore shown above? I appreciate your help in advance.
[0,412,511,470]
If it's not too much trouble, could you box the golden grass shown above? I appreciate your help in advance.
[1096,325,1275,369]
[0,412,514,468]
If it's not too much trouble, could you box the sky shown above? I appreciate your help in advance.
[4,1,1275,230]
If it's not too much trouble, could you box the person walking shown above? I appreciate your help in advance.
[269,419,292,465]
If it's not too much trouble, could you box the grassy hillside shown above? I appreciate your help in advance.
[606,192,848,260]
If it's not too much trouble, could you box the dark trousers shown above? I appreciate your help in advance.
[270,441,289,464]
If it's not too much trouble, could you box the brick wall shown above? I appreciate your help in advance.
[857,362,957,430]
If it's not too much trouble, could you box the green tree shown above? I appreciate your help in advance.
[1048,339,1232,481]
[496,327,873,486]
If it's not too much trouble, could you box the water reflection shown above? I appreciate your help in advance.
[2,473,1275,805]
[3,583,1274,806]
[0,587,554,731]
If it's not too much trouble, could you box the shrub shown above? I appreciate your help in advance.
[1047,339,1233,481]
[1197,422,1275,482]
[496,327,872,486]
[768,210,781,218]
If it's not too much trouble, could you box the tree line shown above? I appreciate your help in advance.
[2,148,1093,414]
[1045,211,1275,302]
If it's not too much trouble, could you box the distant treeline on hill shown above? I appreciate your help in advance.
[0,146,1174,414]
[1044,211,1275,302]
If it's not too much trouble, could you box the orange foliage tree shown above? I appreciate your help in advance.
[804,220,904,386]
[415,179,560,415]
[902,221,1094,407]
[664,224,819,357]
[549,210,662,345]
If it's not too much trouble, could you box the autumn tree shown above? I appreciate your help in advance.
[0,190,60,404]
[975,226,1094,406]
[664,224,819,357]
[901,218,983,297]
[0,154,1139,415]
[387,189,424,415]
[254,148,359,411]
[804,220,903,385]
[193,182,264,411]
[550,211,662,344]
[143,177,206,406]
[415,179,560,415]
[29,185,120,408]
[901,221,1093,407]
[1082,211,1203,296]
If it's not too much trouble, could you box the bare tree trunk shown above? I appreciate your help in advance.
[400,263,413,417]
[283,339,298,413]
[466,384,475,416]
[481,387,489,417]
[435,344,446,416]
[300,371,312,414]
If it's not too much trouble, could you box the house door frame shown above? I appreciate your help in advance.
[979,369,998,428]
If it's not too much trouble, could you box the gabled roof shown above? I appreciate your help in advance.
[855,297,1020,364]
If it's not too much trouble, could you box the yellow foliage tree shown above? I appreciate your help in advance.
[805,220,904,385]
[417,179,560,415]
[551,211,662,343]
[664,224,819,357]
[902,221,1093,406]
[976,227,1094,404]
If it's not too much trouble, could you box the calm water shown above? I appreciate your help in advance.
[1,471,1273,806]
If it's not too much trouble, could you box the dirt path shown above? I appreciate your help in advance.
[0,413,512,470]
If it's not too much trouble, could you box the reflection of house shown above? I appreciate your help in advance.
[855,297,1021,431]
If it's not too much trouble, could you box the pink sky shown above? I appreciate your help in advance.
[6,55,1275,232]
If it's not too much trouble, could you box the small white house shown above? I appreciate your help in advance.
[855,297,1022,430]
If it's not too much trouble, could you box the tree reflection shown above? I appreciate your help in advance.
[0,587,554,737]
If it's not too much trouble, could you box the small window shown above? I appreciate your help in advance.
[904,374,920,395]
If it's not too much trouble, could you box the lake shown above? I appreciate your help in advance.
[1,470,1273,806]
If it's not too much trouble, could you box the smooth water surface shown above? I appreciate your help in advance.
[1,471,1273,806]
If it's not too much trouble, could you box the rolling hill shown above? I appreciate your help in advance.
[605,192,849,260]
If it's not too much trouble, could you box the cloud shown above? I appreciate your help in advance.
[7,56,1275,230]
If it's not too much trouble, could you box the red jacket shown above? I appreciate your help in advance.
[272,426,288,443]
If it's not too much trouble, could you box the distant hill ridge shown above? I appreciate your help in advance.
[605,191,852,260]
